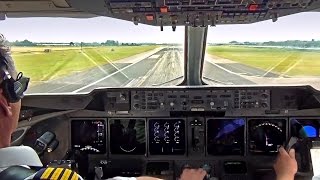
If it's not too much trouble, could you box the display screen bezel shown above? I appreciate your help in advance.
[247,118,287,155]
[148,118,187,156]
[290,117,320,139]
[70,118,107,154]
[206,118,246,156]
[108,118,147,155]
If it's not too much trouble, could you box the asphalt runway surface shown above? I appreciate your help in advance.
[27,47,278,94]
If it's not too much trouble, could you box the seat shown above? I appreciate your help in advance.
[0,165,36,180]
[0,146,43,180]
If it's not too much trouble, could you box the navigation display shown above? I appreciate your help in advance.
[207,118,245,155]
[109,119,146,155]
[249,119,286,154]
[149,119,185,155]
[71,120,106,154]
[291,118,320,138]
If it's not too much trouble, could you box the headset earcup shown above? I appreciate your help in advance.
[2,79,18,103]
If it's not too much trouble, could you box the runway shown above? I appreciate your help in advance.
[27,47,281,94]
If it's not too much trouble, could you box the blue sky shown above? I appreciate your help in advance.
[0,12,319,43]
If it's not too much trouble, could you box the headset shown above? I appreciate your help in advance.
[0,55,30,103]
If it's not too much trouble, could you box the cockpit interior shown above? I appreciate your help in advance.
[3,0,320,179]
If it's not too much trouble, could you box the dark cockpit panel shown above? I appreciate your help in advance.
[65,0,320,28]
[19,85,320,180]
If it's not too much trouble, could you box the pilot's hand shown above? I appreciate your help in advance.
[180,168,207,180]
[273,147,297,180]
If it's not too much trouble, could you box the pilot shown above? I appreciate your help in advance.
[0,34,309,180]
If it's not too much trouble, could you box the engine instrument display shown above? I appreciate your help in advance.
[149,119,185,155]
[207,118,245,155]
[291,118,320,138]
[71,120,106,154]
[249,119,286,154]
[109,119,146,154]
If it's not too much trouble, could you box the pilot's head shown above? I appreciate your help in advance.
[0,34,22,148]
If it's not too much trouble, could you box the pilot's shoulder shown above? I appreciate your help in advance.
[27,167,83,180]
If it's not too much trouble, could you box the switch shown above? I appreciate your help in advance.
[159,16,164,31]
[120,93,126,101]
[133,16,139,25]
[248,4,259,11]
[224,101,228,107]
[271,13,278,22]
[160,6,168,13]
[171,15,178,31]
[146,14,154,21]
[172,25,176,32]
[185,15,190,25]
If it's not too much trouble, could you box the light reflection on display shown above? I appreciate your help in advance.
[207,118,245,155]
[291,118,320,138]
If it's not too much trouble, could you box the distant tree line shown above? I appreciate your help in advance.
[11,40,36,46]
[10,40,158,47]
[226,39,320,48]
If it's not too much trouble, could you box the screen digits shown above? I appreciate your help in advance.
[71,120,106,154]
[149,119,185,155]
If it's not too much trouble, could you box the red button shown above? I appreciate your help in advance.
[249,4,259,11]
[160,6,168,13]
[146,14,154,21]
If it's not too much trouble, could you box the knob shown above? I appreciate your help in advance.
[133,104,140,109]
[94,167,104,180]
[261,93,268,99]
[261,102,268,108]
[133,94,139,99]
[120,93,126,100]
[170,102,175,107]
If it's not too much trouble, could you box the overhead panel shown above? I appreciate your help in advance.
[0,0,319,27]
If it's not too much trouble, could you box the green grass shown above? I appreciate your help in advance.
[12,46,157,83]
[207,46,320,76]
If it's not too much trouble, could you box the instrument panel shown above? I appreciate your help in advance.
[129,89,270,112]
[69,0,320,28]
[69,117,320,156]
[21,86,320,179]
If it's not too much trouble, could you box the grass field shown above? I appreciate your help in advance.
[12,46,157,83]
[207,46,320,76]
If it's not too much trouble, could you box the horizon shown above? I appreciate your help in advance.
[10,39,320,44]
[1,12,320,43]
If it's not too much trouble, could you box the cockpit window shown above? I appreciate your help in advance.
[0,17,184,94]
[203,12,320,89]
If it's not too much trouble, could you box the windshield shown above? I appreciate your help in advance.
[0,17,184,94]
[204,12,320,89]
